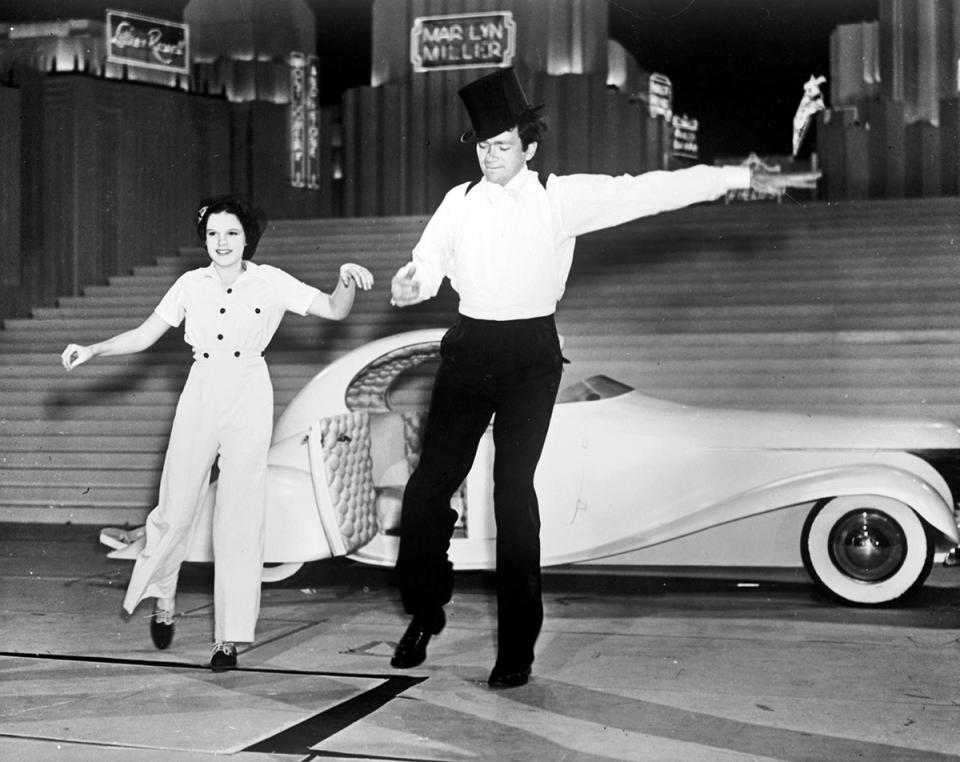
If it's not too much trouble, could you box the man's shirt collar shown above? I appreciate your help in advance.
[482,165,537,200]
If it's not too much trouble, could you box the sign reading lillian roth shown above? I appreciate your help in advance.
[411,12,516,72]
[106,10,189,74]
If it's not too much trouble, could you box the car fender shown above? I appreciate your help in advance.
[738,462,957,542]
[547,462,958,566]
[187,466,337,564]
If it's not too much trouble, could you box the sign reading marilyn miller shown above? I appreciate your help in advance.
[411,12,516,72]
[106,9,189,74]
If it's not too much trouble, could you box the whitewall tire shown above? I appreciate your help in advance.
[800,495,933,605]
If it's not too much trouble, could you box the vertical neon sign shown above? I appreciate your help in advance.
[289,52,306,188]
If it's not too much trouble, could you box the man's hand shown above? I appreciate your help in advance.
[390,263,422,307]
[751,169,821,195]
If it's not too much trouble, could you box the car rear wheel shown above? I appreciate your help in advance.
[800,495,933,605]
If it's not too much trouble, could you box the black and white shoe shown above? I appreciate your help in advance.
[210,641,238,672]
[149,607,175,650]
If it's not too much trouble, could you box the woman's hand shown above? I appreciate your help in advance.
[61,343,94,371]
[339,263,374,291]
[307,264,374,320]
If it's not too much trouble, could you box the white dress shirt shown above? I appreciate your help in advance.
[407,164,751,321]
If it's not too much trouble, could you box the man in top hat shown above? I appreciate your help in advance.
[388,67,811,688]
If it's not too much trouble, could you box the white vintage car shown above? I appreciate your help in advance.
[103,329,960,605]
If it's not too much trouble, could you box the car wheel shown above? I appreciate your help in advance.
[800,495,933,605]
[261,562,305,584]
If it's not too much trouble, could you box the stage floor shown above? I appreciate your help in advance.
[1,524,958,761]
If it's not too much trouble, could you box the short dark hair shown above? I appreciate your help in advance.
[517,113,548,150]
[196,195,266,260]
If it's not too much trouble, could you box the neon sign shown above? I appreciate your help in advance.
[105,10,188,74]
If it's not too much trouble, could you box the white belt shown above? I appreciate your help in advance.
[192,349,265,365]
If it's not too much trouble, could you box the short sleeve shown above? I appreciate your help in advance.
[154,273,188,327]
[259,264,321,316]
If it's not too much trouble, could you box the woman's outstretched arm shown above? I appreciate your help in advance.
[62,312,172,370]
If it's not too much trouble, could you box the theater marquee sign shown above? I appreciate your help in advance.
[410,12,516,72]
[105,10,189,74]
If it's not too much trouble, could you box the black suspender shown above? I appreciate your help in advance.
[464,173,548,196]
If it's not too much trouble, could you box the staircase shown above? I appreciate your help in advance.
[3,197,960,524]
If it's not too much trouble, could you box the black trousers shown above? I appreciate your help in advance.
[396,314,564,669]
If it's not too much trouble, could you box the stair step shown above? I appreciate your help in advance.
[0,484,157,507]
[0,434,172,452]
[0,468,159,487]
[0,362,322,381]
[0,375,313,392]
[0,403,292,421]
[0,451,164,468]
[0,419,175,435]
[0,504,151,524]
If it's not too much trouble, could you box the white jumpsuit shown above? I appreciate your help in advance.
[122,261,320,643]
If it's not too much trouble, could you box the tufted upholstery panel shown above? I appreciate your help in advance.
[310,412,379,554]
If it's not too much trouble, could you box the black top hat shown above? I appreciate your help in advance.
[458,68,544,143]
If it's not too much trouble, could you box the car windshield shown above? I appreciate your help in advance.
[556,375,633,403]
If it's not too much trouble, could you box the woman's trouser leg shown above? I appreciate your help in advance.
[123,369,218,614]
[212,366,273,643]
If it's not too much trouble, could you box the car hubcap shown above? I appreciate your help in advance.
[828,509,907,582]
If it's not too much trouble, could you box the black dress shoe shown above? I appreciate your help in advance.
[210,641,237,672]
[390,611,445,669]
[487,664,531,688]
[150,609,175,650]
